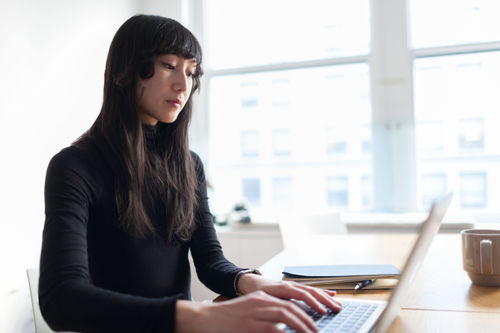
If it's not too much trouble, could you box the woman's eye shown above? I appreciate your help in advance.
[187,71,195,77]
[161,62,175,70]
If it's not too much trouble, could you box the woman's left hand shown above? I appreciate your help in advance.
[237,274,342,315]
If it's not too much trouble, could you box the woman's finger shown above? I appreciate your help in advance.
[262,283,328,315]
[291,283,342,312]
[246,291,317,329]
[253,306,317,333]
[289,287,332,314]
[323,289,336,296]
[273,282,341,314]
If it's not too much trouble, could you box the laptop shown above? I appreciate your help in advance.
[283,192,453,333]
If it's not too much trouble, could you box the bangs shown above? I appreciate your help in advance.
[155,22,202,66]
[135,16,204,83]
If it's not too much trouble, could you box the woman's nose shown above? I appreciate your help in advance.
[173,71,189,92]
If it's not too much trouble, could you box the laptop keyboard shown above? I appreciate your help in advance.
[284,301,379,333]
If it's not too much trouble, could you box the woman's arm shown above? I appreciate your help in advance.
[188,153,242,297]
[187,153,341,326]
[175,292,318,333]
[39,148,180,333]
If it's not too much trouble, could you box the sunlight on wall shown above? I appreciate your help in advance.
[0,0,137,330]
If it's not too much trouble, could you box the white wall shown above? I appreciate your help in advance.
[0,0,140,331]
[0,1,203,331]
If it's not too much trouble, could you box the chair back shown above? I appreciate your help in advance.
[26,268,57,333]
[278,211,346,249]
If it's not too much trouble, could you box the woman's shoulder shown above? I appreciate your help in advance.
[190,150,202,164]
[190,150,205,173]
[48,138,103,175]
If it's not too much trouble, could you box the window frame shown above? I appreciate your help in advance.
[186,0,500,221]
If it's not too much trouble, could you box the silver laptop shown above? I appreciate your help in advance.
[284,192,453,333]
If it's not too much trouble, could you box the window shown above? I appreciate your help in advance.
[360,125,371,154]
[271,78,291,108]
[240,131,259,158]
[205,0,370,68]
[411,0,500,218]
[207,59,371,216]
[460,172,487,208]
[414,52,500,215]
[242,178,261,206]
[240,81,259,109]
[272,129,292,157]
[273,177,293,207]
[458,118,484,151]
[193,0,500,222]
[361,175,373,208]
[326,127,347,155]
[327,176,349,208]
[410,0,500,48]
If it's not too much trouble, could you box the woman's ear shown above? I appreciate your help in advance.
[136,80,146,100]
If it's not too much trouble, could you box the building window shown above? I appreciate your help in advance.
[272,129,292,157]
[242,178,261,206]
[360,125,371,154]
[271,78,291,108]
[458,118,484,151]
[326,127,347,155]
[240,81,259,109]
[273,177,293,207]
[460,172,487,208]
[416,121,444,153]
[240,131,259,158]
[361,175,373,208]
[327,176,349,207]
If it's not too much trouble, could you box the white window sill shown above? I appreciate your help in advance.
[341,213,476,233]
[217,212,477,234]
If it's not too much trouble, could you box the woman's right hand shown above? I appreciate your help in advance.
[176,291,318,333]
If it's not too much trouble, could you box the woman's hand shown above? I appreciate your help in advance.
[176,291,318,333]
[238,274,341,315]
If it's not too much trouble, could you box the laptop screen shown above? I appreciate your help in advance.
[375,192,453,333]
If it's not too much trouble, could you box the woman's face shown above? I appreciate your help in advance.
[136,54,197,125]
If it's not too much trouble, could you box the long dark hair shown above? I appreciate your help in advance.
[77,14,203,241]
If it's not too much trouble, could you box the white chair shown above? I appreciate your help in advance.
[278,211,347,249]
[26,268,57,333]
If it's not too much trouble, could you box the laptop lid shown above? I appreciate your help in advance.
[374,192,453,333]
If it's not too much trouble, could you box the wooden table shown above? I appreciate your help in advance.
[258,234,500,332]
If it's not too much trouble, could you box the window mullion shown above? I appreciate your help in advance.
[187,0,210,165]
[370,0,417,212]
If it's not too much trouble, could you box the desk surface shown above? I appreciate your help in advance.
[258,234,500,332]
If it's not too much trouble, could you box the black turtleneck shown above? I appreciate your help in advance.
[39,124,242,333]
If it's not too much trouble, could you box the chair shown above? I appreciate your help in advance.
[26,268,57,333]
[278,211,347,249]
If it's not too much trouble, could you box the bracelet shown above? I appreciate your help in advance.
[233,268,262,296]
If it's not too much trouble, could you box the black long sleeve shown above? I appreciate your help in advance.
[39,137,241,333]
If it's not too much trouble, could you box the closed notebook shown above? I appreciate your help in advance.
[282,264,401,283]
[297,278,399,290]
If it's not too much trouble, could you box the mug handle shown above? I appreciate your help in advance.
[480,239,493,275]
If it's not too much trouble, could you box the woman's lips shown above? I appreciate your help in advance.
[166,99,181,107]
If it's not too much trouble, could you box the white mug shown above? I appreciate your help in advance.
[461,229,500,287]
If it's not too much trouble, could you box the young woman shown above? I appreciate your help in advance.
[39,14,340,333]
